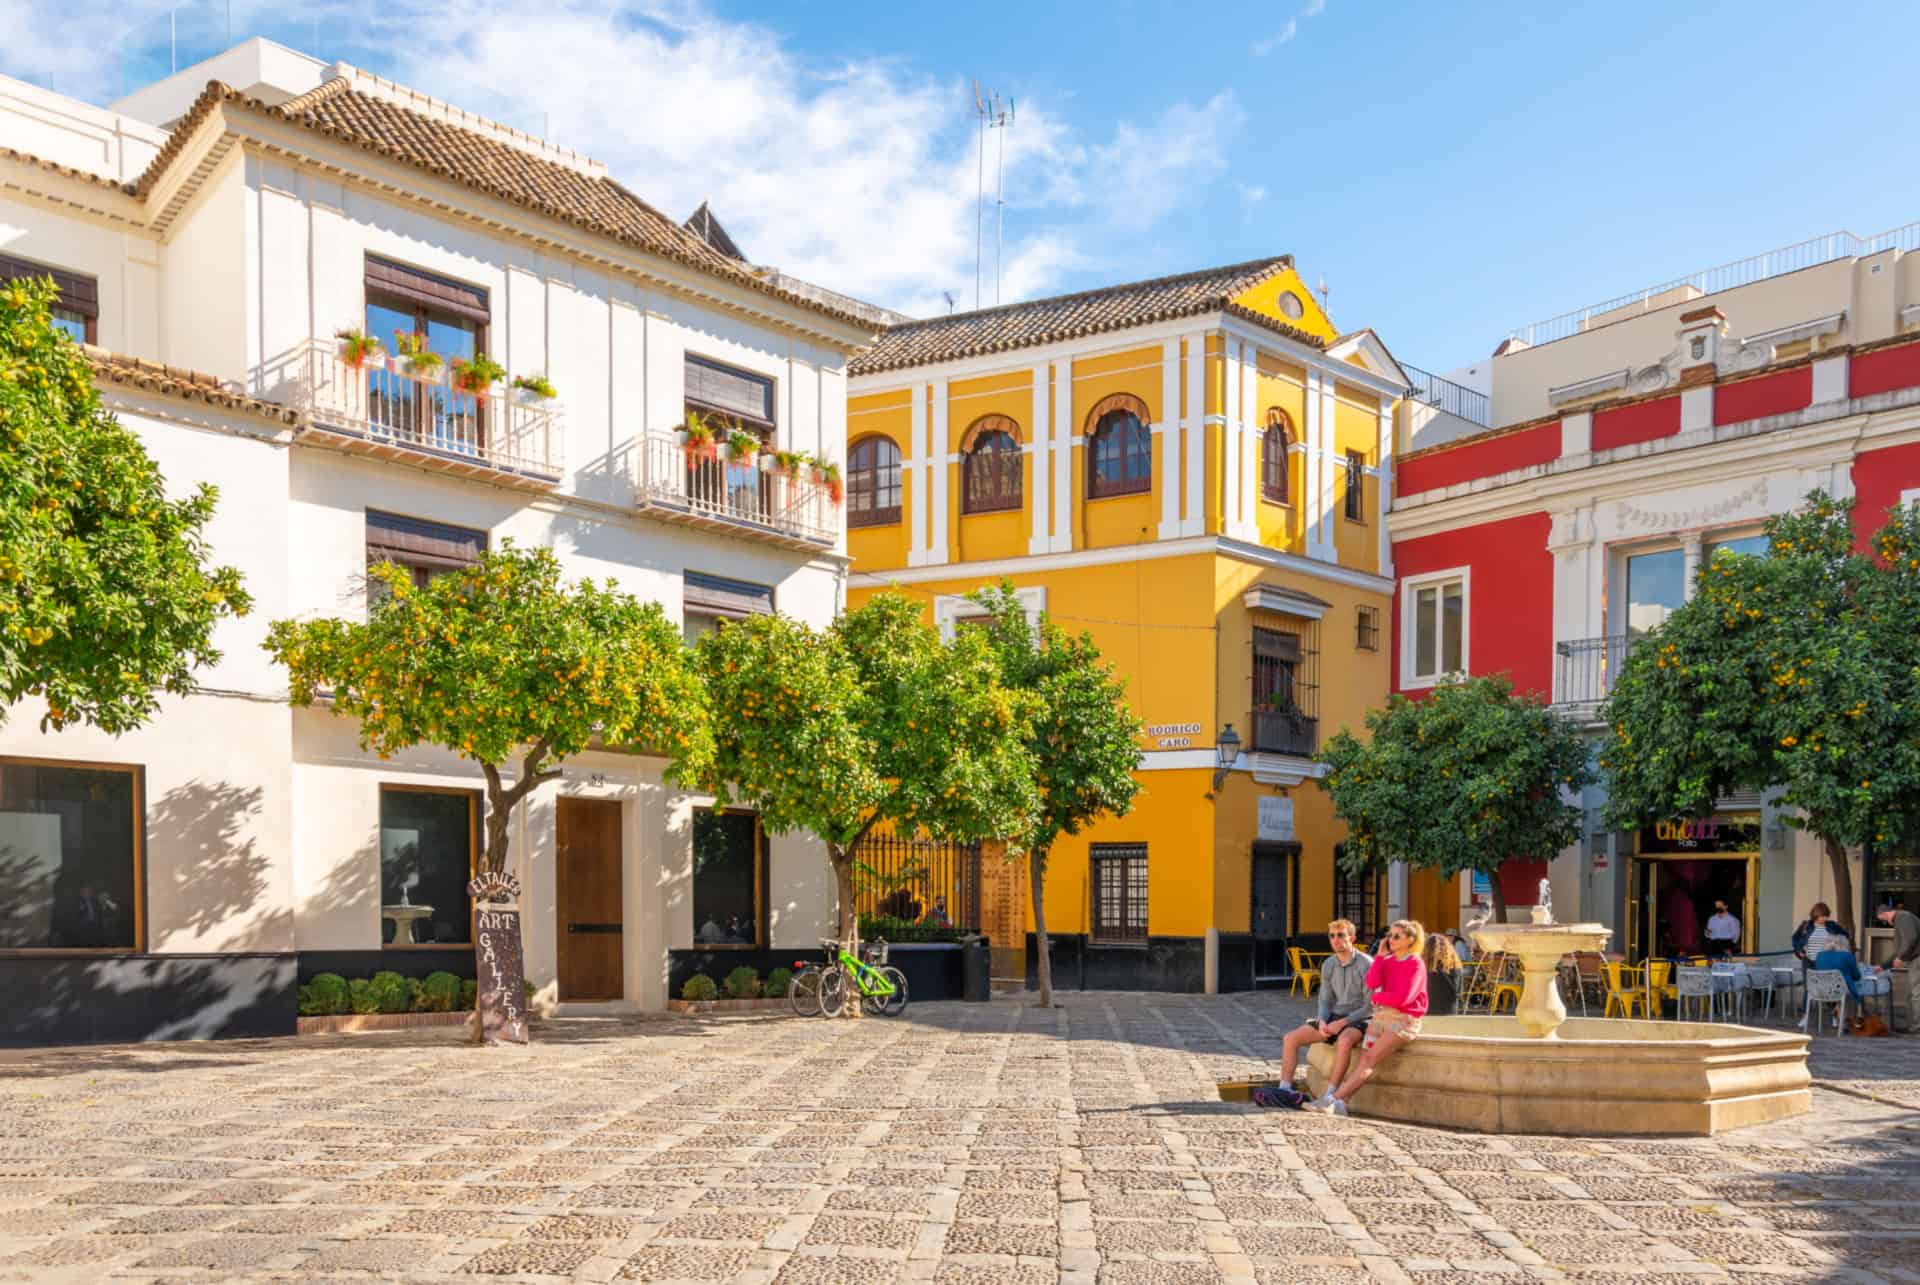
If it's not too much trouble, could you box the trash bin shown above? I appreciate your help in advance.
[962,935,991,1002]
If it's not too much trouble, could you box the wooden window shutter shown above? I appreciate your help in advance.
[685,355,774,426]
[364,256,490,324]
[0,254,99,318]
[365,510,487,570]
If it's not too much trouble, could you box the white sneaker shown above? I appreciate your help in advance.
[1328,1098,1349,1117]
[1300,1093,1336,1113]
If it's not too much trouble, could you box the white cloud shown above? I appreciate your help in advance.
[0,0,1251,317]
[1251,20,1298,56]
[1239,184,1268,205]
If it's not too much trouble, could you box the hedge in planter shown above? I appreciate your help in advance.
[681,974,719,1002]
[722,966,761,999]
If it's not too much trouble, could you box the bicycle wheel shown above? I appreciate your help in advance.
[789,965,824,1018]
[817,966,849,1018]
[876,965,908,1017]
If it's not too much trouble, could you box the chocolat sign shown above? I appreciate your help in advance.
[1638,813,1762,855]
[473,907,530,1045]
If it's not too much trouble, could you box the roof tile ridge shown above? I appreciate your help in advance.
[883,254,1295,333]
[276,74,355,116]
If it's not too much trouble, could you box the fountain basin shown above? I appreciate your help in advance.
[1304,1016,1810,1135]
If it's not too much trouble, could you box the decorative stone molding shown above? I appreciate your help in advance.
[1083,391,1151,431]
[1549,368,1631,406]
[1241,583,1331,619]
[1612,477,1769,533]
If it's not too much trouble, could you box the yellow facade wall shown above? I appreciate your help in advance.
[846,391,913,571]
[1228,264,1338,343]
[947,370,1035,564]
[1331,384,1382,575]
[1072,345,1163,552]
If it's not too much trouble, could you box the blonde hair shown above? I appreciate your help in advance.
[1391,918,1427,957]
[1422,931,1459,972]
[1327,919,1357,939]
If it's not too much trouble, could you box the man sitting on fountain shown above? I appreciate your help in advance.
[1256,919,1372,1109]
[1306,919,1430,1117]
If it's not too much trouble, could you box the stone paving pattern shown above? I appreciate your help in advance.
[2,991,1917,1284]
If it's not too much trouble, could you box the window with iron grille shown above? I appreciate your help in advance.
[1331,849,1382,941]
[1355,605,1380,651]
[1344,450,1367,522]
[847,435,903,527]
[1090,844,1148,944]
[1251,618,1319,756]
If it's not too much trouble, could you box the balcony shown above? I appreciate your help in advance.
[1251,706,1318,757]
[1554,634,1634,717]
[281,340,563,491]
[633,433,838,551]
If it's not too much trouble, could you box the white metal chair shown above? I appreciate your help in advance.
[1675,966,1716,1022]
[1774,962,1803,1017]
[1711,963,1748,1022]
[1803,969,1848,1035]
[1745,963,1776,1019]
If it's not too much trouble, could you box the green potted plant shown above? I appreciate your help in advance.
[771,448,805,479]
[726,428,761,463]
[450,351,507,399]
[394,331,443,382]
[335,328,385,371]
[812,458,843,505]
[679,410,718,460]
[512,373,558,405]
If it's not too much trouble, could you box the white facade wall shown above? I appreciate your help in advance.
[0,64,855,1016]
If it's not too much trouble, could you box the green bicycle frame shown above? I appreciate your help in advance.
[836,946,895,998]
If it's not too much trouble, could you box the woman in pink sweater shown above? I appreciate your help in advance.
[1305,919,1429,1117]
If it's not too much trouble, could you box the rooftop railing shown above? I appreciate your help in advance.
[1507,223,1920,349]
[1402,363,1491,427]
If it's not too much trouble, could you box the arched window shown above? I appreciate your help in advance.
[1261,410,1293,505]
[847,435,902,528]
[962,414,1022,514]
[1085,394,1151,499]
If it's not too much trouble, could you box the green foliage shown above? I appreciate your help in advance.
[1601,493,1920,931]
[763,967,793,998]
[722,965,761,999]
[726,428,759,459]
[334,328,384,368]
[0,278,252,733]
[265,544,712,872]
[459,979,478,1011]
[450,351,507,394]
[511,373,557,399]
[681,973,719,1001]
[369,970,410,1015]
[1317,674,1594,907]
[296,983,326,1016]
[347,978,379,1015]
[693,593,1039,941]
[306,973,349,1015]
[858,912,961,943]
[418,971,462,1013]
[406,977,428,1012]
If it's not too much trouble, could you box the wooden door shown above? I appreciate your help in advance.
[1250,843,1295,983]
[556,798,623,1001]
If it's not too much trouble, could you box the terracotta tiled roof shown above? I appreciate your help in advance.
[849,257,1321,376]
[111,80,877,336]
[83,346,299,425]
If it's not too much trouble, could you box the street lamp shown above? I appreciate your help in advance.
[1212,723,1241,794]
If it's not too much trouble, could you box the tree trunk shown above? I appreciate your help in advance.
[1486,872,1508,926]
[1030,849,1053,1009]
[483,783,513,875]
[829,845,863,1021]
[1824,835,1857,938]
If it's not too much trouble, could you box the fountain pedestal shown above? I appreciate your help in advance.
[1472,919,1610,1039]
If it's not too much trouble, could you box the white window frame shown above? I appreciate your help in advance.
[933,584,1046,641]
[1901,486,1920,508]
[1399,565,1468,690]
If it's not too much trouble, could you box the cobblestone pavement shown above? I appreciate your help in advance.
[3,991,1918,1285]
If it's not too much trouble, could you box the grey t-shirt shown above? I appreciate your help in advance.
[1318,949,1374,1023]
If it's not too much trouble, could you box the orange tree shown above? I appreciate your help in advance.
[265,544,711,875]
[1,277,250,731]
[694,591,1039,950]
[1602,493,1920,936]
[969,582,1142,1008]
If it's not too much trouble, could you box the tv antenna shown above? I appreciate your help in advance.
[1316,274,1331,314]
[972,80,1015,308]
[942,290,958,315]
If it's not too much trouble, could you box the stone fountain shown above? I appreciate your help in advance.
[1288,881,1811,1135]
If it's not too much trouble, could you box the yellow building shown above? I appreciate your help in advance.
[845,258,1458,992]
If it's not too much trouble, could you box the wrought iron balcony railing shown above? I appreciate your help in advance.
[1554,634,1635,712]
[282,340,563,488]
[633,434,838,549]
[1251,707,1318,757]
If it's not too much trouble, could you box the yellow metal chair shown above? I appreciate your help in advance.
[1489,953,1524,1015]
[1645,960,1676,1018]
[1287,946,1320,996]
[1602,962,1649,1018]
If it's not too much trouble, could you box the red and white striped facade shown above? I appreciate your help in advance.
[1386,237,1920,955]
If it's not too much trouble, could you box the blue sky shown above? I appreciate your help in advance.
[6,0,1916,371]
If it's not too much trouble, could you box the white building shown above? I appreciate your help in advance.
[0,40,877,1043]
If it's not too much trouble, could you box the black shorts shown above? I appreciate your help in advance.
[1313,1019,1366,1042]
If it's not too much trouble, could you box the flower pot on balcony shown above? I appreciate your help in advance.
[513,387,555,408]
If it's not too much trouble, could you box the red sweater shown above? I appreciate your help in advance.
[1366,953,1429,1020]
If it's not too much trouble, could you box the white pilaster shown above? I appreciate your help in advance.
[1223,340,1242,539]
[1559,410,1592,459]
[1158,339,1181,539]
[1376,402,1394,578]
[1812,354,1849,406]
[1302,368,1321,558]
[1317,369,1338,558]
[1679,384,1713,434]
[1052,359,1074,551]
[1239,345,1260,540]
[1028,363,1052,555]
[907,386,928,567]
[929,379,950,565]
[1182,333,1206,536]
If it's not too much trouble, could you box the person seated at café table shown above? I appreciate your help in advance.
[1795,912,1888,1007]
[1422,932,1463,1017]
[1261,919,1372,1107]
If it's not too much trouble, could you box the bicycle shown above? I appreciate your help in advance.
[788,956,828,1017]
[816,937,908,1017]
